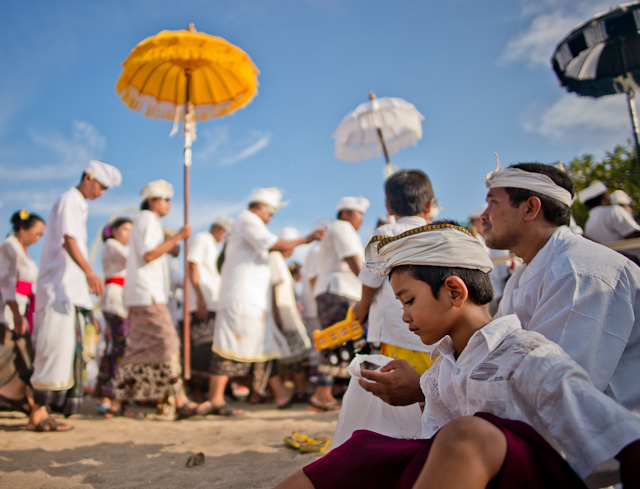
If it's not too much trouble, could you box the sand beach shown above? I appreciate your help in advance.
[0,401,338,489]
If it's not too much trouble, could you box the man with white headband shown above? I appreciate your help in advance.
[272,222,640,489]
[30,160,121,431]
[310,195,369,411]
[185,215,232,399]
[481,161,640,412]
[201,188,324,416]
[579,180,640,262]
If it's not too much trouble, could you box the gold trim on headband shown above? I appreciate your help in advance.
[375,223,474,250]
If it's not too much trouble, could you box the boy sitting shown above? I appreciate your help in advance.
[272,222,640,489]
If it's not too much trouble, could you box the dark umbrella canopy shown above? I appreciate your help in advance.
[552,2,640,164]
[552,2,640,97]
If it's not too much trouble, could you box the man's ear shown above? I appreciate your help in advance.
[423,198,434,217]
[443,276,468,307]
[522,196,543,222]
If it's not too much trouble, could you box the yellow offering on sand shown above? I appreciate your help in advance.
[313,308,364,350]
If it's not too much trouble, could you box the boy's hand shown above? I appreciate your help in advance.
[359,359,424,406]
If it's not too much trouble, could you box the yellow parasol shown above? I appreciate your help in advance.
[116,24,259,378]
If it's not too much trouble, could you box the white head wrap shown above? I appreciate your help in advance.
[141,180,174,201]
[484,155,573,207]
[84,160,122,188]
[365,223,494,277]
[610,189,632,206]
[213,215,234,230]
[336,196,370,214]
[249,188,289,210]
[577,181,608,204]
[279,226,300,240]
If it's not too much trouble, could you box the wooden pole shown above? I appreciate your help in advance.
[182,72,192,380]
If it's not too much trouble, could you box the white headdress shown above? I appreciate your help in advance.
[365,223,494,277]
[336,196,370,213]
[484,154,573,207]
[141,180,173,201]
[84,160,122,188]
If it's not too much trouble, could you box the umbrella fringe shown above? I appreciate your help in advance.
[117,86,249,121]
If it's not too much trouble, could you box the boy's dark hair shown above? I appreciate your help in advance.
[388,219,493,305]
[384,169,434,217]
[141,199,150,210]
[504,163,575,227]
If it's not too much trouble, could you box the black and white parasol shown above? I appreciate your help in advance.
[552,2,640,162]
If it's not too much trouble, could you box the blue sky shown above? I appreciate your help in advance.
[0,0,631,266]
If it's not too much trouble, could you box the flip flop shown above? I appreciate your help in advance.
[284,432,310,449]
[198,402,244,417]
[299,437,331,453]
[308,400,341,412]
[28,417,73,432]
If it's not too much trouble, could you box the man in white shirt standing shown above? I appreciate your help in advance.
[201,188,324,416]
[310,196,369,411]
[30,160,121,431]
[580,180,640,263]
[186,215,232,399]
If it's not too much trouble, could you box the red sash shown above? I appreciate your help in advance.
[15,280,35,335]
[105,276,125,287]
[16,280,32,297]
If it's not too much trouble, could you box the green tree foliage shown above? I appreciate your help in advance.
[568,142,640,227]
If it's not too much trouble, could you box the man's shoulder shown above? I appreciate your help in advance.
[546,228,634,279]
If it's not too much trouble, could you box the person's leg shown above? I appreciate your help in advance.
[272,470,315,489]
[411,416,507,489]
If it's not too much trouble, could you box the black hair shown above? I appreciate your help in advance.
[102,217,133,242]
[10,210,45,234]
[504,163,575,227]
[387,219,493,305]
[583,193,607,210]
[141,199,150,211]
[384,169,434,217]
[79,172,88,185]
[288,261,302,277]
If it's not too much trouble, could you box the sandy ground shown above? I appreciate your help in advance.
[0,400,339,489]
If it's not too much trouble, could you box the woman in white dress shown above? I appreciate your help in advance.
[0,210,45,414]
[95,217,133,416]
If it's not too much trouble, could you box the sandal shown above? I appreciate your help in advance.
[308,400,341,412]
[175,401,199,420]
[104,405,146,420]
[28,416,73,432]
[198,402,244,417]
[283,432,310,449]
[299,436,331,453]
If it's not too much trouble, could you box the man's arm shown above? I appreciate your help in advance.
[188,261,208,320]
[143,225,191,263]
[344,255,362,277]
[358,359,424,406]
[269,229,325,253]
[352,284,378,323]
[63,234,104,296]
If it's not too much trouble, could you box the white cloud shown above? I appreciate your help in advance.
[523,92,633,152]
[500,1,616,68]
[0,120,106,181]
[195,127,271,167]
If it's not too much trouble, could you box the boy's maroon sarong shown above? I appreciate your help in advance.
[303,412,587,489]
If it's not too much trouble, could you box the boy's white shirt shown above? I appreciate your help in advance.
[359,216,432,352]
[420,314,640,480]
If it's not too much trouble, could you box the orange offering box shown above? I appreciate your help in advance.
[313,308,364,350]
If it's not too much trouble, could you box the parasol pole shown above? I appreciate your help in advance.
[617,37,640,170]
[369,92,394,176]
[625,90,640,168]
[182,71,193,380]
